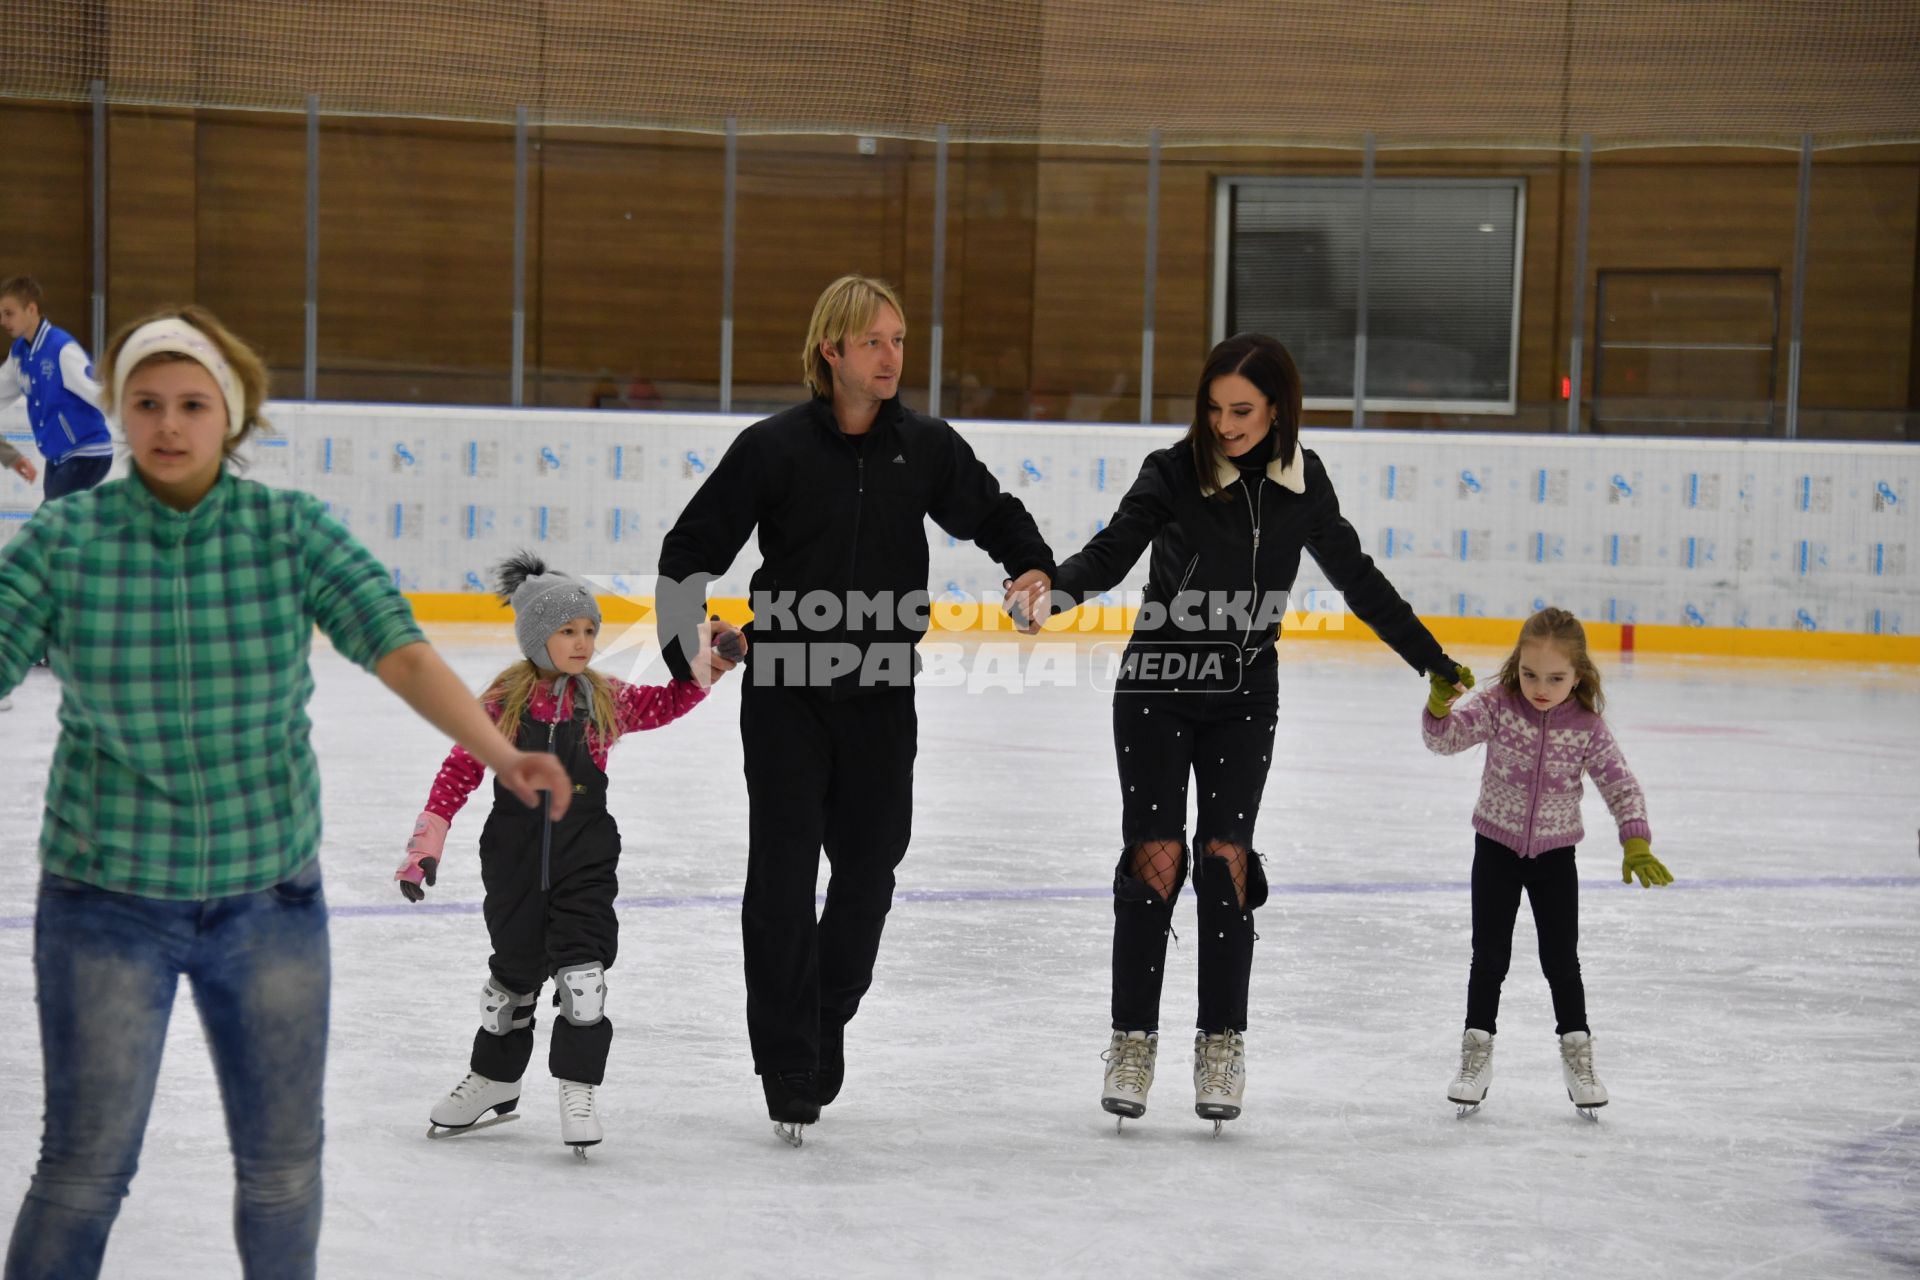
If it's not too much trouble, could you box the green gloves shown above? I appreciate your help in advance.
[1426,664,1476,717]
[1621,837,1673,888]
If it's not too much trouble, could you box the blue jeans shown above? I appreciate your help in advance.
[5,862,331,1280]
[42,454,111,501]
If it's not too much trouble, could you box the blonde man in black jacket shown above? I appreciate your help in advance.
[657,275,1054,1141]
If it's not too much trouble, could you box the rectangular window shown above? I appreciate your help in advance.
[1213,177,1524,414]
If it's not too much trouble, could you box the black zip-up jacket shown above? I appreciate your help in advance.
[657,396,1055,696]
[1053,438,1454,693]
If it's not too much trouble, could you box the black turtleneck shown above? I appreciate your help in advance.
[1234,430,1276,472]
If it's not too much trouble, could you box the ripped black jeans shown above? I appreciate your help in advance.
[1108,681,1277,1034]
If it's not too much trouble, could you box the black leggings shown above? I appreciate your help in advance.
[1465,834,1588,1037]
[1109,685,1276,1034]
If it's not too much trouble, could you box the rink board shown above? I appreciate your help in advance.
[3,403,1914,661]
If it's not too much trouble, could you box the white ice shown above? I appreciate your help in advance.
[1,629,1916,1278]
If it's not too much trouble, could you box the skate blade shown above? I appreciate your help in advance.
[1568,1091,1606,1121]
[570,1142,600,1160]
[774,1121,809,1148]
[1195,1104,1241,1122]
[1453,1102,1482,1118]
[1101,1098,1146,1121]
[427,1112,521,1139]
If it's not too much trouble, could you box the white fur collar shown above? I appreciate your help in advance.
[1210,442,1306,495]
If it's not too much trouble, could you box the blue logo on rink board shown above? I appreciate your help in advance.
[322,439,334,473]
[1798,476,1812,511]
[1683,603,1706,626]
[1535,470,1548,503]
[1877,481,1899,508]
[1459,470,1482,494]
[465,506,477,539]
[1686,474,1700,507]
[465,571,486,591]
[392,504,405,538]
[394,443,416,467]
[1608,535,1621,566]
[537,507,550,541]
[540,446,561,470]
[1796,608,1818,631]
[466,442,476,475]
[1096,458,1107,491]
[1021,459,1043,483]
[613,446,625,479]
[610,510,623,542]
[685,451,706,474]
[1385,465,1399,499]
[1609,475,1633,499]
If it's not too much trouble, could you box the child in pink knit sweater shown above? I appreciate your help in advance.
[1421,607,1672,1118]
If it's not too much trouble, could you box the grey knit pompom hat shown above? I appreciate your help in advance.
[495,551,601,669]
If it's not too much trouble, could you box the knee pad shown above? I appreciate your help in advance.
[555,964,606,1026]
[479,977,536,1037]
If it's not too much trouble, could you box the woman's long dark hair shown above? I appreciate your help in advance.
[1186,333,1303,500]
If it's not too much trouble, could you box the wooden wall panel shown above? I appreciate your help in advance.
[950,146,1036,420]
[535,129,723,408]
[1802,158,1917,407]
[731,136,907,405]
[0,101,93,344]
[106,108,198,333]
[193,113,307,382]
[1030,148,1152,422]
[316,117,517,403]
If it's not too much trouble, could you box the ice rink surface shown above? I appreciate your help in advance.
[0,627,1915,1279]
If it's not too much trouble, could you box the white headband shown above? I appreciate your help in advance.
[112,317,247,440]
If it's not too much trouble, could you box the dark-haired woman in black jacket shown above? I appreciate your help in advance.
[1041,333,1469,1132]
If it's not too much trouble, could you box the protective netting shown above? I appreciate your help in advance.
[9,1,1920,149]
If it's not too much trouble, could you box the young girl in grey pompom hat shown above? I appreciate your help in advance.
[395,550,745,1154]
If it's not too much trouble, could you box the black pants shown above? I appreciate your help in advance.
[44,454,110,500]
[470,792,621,1086]
[1465,834,1587,1037]
[1109,682,1276,1034]
[740,679,916,1074]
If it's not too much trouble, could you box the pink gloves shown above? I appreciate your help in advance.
[396,812,450,902]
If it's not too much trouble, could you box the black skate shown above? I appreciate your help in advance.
[763,1069,821,1147]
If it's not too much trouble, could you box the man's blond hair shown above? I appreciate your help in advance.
[802,275,906,399]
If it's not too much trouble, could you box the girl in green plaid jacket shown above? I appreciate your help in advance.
[0,305,573,1280]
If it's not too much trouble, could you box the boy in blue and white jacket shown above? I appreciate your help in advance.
[0,276,114,499]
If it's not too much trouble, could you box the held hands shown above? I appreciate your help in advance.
[1621,837,1673,888]
[8,457,34,484]
[1426,664,1476,717]
[694,616,748,688]
[1002,570,1053,634]
[395,812,449,902]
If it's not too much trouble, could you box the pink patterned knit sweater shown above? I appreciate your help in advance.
[424,676,706,824]
[1421,684,1651,857]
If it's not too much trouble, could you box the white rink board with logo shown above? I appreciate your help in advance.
[2,401,1913,636]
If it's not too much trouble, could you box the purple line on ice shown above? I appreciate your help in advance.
[1,874,1915,930]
